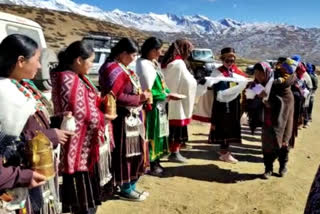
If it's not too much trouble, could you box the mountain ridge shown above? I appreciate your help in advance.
[1,0,319,63]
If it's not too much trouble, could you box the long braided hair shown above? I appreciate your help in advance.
[161,39,193,68]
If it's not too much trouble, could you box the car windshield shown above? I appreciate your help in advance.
[93,52,102,63]
[83,37,111,49]
[192,50,213,60]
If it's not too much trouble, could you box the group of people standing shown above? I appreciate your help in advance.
[0,34,197,214]
[193,48,318,180]
[252,57,317,179]
[0,32,318,214]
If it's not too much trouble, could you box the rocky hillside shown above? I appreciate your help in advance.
[150,26,320,63]
[0,4,149,52]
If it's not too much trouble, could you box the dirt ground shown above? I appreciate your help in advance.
[97,92,320,214]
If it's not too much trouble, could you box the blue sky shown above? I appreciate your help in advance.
[75,0,319,28]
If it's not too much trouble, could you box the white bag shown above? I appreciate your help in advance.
[60,115,76,132]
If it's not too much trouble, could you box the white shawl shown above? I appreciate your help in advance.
[302,72,312,107]
[193,69,249,121]
[193,69,220,122]
[204,70,248,103]
[136,58,159,91]
[0,78,36,136]
[163,59,197,121]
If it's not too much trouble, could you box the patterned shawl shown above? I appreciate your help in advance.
[99,61,130,97]
[50,71,105,174]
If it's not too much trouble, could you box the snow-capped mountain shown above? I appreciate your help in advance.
[0,0,303,36]
[1,0,319,63]
[0,0,249,34]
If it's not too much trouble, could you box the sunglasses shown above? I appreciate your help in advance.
[224,59,235,64]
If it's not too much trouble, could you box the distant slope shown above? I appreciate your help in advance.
[0,4,149,52]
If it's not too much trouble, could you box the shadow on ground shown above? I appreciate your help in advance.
[241,135,262,142]
[161,164,261,183]
[181,143,263,163]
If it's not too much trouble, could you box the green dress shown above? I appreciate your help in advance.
[146,74,171,161]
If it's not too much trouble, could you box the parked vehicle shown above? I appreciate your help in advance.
[0,11,57,91]
[246,65,255,75]
[82,33,125,86]
[83,34,111,74]
[189,48,221,80]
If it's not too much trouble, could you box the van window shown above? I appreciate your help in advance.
[94,52,102,63]
[93,39,110,49]
[83,38,111,49]
[192,50,213,60]
[6,24,42,48]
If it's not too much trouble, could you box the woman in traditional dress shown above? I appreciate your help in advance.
[254,59,295,179]
[161,39,197,163]
[136,37,173,176]
[299,63,313,128]
[50,41,107,213]
[306,63,318,122]
[0,34,72,214]
[274,57,302,148]
[290,56,313,128]
[210,47,246,163]
[99,38,151,201]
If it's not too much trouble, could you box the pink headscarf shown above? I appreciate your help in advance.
[296,62,306,79]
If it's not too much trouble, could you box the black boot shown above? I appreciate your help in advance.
[262,152,274,179]
[279,147,289,177]
[149,160,163,176]
[156,159,165,171]
[208,128,215,144]
[168,151,188,163]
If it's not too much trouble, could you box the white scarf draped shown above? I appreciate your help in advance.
[136,58,159,90]
[163,59,197,121]
[245,73,274,102]
[199,69,249,102]
[193,69,249,121]
[0,78,36,136]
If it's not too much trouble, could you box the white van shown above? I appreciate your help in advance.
[0,11,56,90]
[82,34,112,86]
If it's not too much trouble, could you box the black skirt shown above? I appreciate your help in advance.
[61,165,101,213]
[211,97,242,145]
[169,125,188,143]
